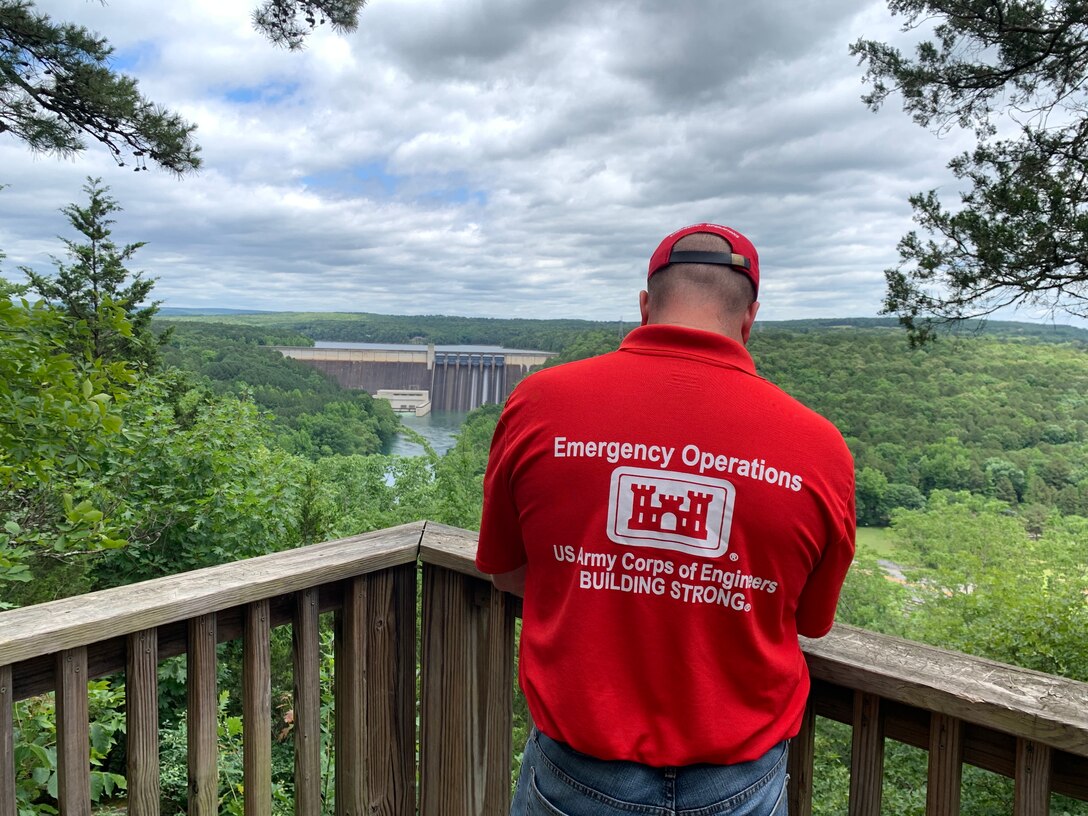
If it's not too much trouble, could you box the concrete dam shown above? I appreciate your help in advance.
[274,344,554,412]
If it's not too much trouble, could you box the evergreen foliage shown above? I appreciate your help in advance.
[853,0,1088,341]
[23,177,161,366]
[0,0,200,171]
[253,0,367,49]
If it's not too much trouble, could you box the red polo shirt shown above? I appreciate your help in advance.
[476,324,855,766]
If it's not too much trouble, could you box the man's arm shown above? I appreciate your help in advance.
[796,485,856,638]
[490,564,527,598]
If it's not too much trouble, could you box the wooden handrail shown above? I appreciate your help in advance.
[2,520,1087,816]
[0,522,423,667]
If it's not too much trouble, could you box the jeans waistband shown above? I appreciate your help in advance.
[533,730,788,815]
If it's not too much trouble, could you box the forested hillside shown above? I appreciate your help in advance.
[161,322,398,458]
[5,291,1087,814]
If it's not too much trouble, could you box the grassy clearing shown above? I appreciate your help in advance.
[856,526,898,558]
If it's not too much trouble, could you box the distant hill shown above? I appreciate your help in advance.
[159,307,273,316]
[757,316,1088,342]
[156,310,1088,347]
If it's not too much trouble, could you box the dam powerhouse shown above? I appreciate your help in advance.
[275,343,554,413]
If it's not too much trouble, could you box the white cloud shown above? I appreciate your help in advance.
[1,0,1081,329]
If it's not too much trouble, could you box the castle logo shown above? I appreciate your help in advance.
[606,466,736,556]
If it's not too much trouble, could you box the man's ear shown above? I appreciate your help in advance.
[740,300,760,344]
[639,289,651,326]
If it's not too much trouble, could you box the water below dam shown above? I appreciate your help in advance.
[384,410,469,457]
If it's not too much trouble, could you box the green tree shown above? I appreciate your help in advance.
[0,0,200,171]
[22,177,160,366]
[253,0,368,49]
[852,0,1088,342]
[890,496,1088,682]
[855,466,890,526]
[0,295,133,599]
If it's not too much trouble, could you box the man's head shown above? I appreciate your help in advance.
[640,224,761,343]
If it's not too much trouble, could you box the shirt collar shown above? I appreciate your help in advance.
[619,324,757,375]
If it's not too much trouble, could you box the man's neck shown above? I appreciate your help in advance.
[645,316,745,344]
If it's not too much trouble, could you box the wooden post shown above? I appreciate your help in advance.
[926,712,963,816]
[293,588,322,816]
[1014,738,1053,816]
[1,665,15,816]
[244,600,272,816]
[188,614,218,816]
[363,564,417,815]
[848,691,884,816]
[335,576,368,816]
[419,564,515,816]
[55,647,91,816]
[126,629,160,816]
[788,700,816,816]
[334,566,417,816]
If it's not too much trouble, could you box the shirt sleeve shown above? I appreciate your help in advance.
[795,477,856,638]
[475,409,528,575]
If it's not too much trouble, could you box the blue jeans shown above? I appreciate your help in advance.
[511,729,789,816]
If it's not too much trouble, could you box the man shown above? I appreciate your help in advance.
[475,224,855,816]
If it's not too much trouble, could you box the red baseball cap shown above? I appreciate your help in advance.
[647,223,760,298]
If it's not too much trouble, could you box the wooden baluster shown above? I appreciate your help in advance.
[848,692,884,816]
[1,664,15,816]
[335,576,368,816]
[188,614,218,816]
[244,601,272,816]
[1014,738,1053,816]
[127,629,160,816]
[56,647,91,816]
[419,565,515,816]
[926,712,963,816]
[363,564,417,815]
[293,588,322,816]
[788,700,816,816]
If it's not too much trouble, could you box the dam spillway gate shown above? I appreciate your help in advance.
[273,345,554,412]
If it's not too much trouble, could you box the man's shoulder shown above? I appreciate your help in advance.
[739,375,852,460]
[517,350,625,390]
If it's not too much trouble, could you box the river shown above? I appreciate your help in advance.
[384,410,470,457]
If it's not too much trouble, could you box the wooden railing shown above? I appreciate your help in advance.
[1,521,1086,815]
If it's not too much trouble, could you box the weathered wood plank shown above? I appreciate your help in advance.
[244,601,272,816]
[418,522,488,579]
[1014,738,1052,816]
[1,665,16,816]
[55,647,91,816]
[292,588,322,816]
[848,692,884,816]
[335,576,368,816]
[363,564,417,815]
[126,629,160,816]
[811,681,1088,801]
[926,712,962,816]
[188,614,218,816]
[803,625,1088,758]
[11,584,350,702]
[0,523,423,666]
[787,701,816,816]
[419,564,515,816]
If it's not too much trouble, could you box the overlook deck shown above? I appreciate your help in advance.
[1,521,1086,815]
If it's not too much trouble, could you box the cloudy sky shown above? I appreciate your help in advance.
[2,0,1059,325]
